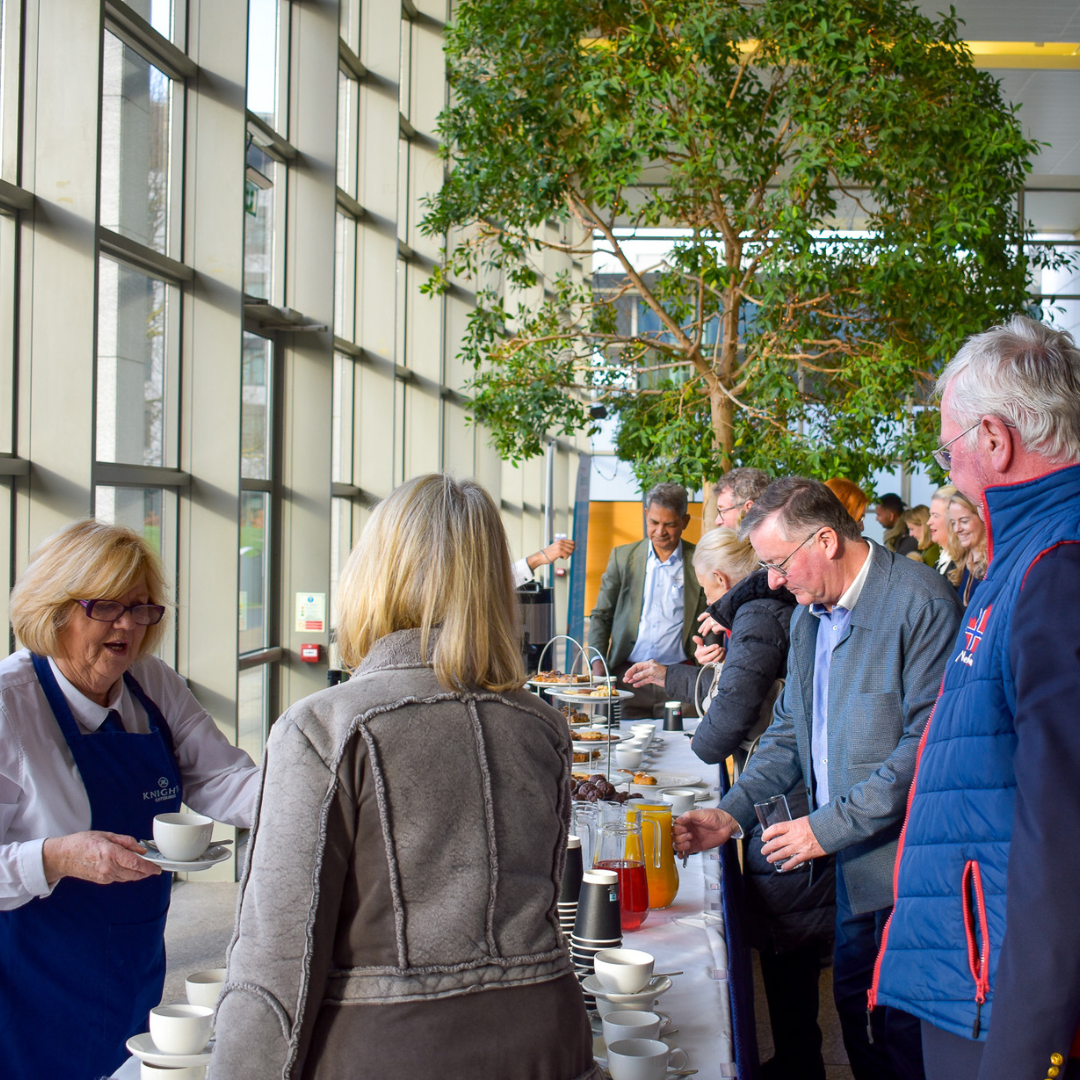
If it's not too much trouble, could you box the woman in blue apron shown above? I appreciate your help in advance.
[0,520,260,1079]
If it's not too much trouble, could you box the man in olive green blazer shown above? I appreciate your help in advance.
[589,484,708,718]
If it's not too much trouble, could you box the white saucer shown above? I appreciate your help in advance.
[140,843,231,873]
[581,973,673,1001]
[126,1032,214,1067]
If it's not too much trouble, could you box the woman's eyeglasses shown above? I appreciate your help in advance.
[77,599,166,625]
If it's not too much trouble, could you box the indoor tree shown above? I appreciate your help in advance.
[422,0,1062,488]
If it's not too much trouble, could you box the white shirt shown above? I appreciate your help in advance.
[0,649,260,909]
[628,542,687,665]
[511,557,532,588]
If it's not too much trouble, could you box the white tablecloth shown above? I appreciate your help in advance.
[608,720,735,1080]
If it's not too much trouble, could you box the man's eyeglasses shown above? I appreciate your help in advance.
[758,530,821,576]
[77,598,166,626]
[714,504,740,519]
[931,421,981,471]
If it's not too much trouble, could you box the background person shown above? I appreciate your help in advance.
[825,477,869,532]
[874,492,919,555]
[714,466,771,529]
[947,491,987,609]
[627,527,835,1080]
[927,484,959,575]
[588,483,707,718]
[213,475,599,1080]
[873,315,1080,1080]
[902,505,940,568]
[0,520,259,1080]
[672,478,962,1080]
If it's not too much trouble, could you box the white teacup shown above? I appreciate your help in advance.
[153,813,214,862]
[149,1003,213,1055]
[607,1038,688,1080]
[594,948,654,994]
[615,746,643,770]
[602,1009,663,1046]
[141,1064,207,1080]
[185,967,227,1009]
[661,788,697,816]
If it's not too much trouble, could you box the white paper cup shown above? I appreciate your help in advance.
[153,813,214,862]
[661,788,697,816]
[141,1064,206,1080]
[149,1003,213,1055]
[594,948,655,994]
[607,1038,687,1080]
[185,967,227,1008]
[602,1009,663,1045]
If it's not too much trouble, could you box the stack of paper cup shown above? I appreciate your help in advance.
[557,836,583,935]
[571,868,621,1006]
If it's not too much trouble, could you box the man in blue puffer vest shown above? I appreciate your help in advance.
[873,315,1080,1080]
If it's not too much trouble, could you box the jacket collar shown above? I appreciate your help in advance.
[981,462,1080,564]
[707,569,795,631]
[353,628,434,676]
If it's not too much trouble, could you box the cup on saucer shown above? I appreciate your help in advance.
[607,1037,688,1080]
[153,813,214,863]
[149,1003,213,1056]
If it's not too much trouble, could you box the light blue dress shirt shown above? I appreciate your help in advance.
[807,545,873,809]
[628,542,686,665]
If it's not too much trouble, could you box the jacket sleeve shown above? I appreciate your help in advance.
[718,658,804,834]
[588,549,623,661]
[662,662,709,703]
[807,593,960,853]
[211,713,355,1080]
[978,545,1080,1080]
[691,601,789,765]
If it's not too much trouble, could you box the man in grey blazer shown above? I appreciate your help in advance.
[589,483,707,718]
[675,477,962,1080]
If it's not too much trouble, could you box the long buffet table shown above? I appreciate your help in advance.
[605,718,737,1080]
[114,717,743,1079]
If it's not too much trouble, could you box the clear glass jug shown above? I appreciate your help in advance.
[593,820,650,931]
[629,803,680,910]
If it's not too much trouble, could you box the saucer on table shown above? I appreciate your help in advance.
[126,1033,214,1068]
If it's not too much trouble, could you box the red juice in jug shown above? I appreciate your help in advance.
[594,859,649,931]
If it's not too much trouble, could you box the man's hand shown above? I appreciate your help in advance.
[692,636,724,666]
[760,815,826,871]
[42,831,161,886]
[624,659,667,688]
[673,808,740,855]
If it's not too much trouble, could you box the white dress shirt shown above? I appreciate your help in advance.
[628,542,687,665]
[0,649,260,909]
[511,557,532,588]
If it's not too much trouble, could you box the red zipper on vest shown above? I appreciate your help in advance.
[962,859,991,1037]
[866,681,943,1029]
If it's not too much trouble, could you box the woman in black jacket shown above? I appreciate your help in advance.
[626,527,835,1080]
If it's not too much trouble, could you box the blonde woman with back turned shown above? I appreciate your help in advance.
[212,474,599,1080]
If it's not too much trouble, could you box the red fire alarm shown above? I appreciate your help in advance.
[300,643,322,663]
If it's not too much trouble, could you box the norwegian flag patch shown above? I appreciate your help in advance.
[956,604,992,667]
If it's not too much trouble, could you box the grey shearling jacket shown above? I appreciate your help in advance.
[211,629,596,1080]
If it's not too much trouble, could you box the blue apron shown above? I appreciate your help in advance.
[0,654,183,1079]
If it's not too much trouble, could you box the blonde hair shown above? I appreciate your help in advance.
[335,474,526,691]
[947,492,987,586]
[903,505,932,552]
[10,519,169,658]
[693,526,759,584]
[824,477,868,527]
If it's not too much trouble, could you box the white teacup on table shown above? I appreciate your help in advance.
[594,948,654,994]
[607,1037,688,1080]
[149,1003,213,1056]
[661,788,697,816]
[153,813,214,863]
[141,1063,206,1080]
[602,1009,663,1045]
[185,968,227,1009]
[615,746,643,770]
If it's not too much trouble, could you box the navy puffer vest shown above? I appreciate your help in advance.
[872,464,1080,1040]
